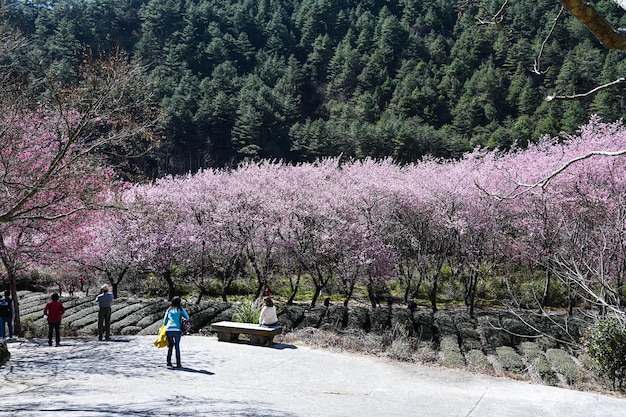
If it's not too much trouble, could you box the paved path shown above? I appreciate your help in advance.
[0,335,625,417]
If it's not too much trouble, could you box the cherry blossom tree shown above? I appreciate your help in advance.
[0,51,160,334]
[477,117,626,323]
[78,193,142,298]
[180,170,250,302]
[0,210,101,334]
[127,180,197,300]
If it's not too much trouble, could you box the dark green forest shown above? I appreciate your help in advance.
[5,0,626,177]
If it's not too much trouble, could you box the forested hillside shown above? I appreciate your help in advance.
[5,0,626,176]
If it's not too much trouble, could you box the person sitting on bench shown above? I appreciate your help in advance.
[259,296,279,327]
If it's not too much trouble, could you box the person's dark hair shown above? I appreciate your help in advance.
[4,290,9,298]
[51,293,59,301]
[263,297,274,307]
[171,296,182,309]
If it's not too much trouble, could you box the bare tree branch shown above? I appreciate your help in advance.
[476,149,626,201]
[476,0,509,25]
[547,77,626,101]
[533,7,564,75]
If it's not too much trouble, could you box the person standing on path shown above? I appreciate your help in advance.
[43,293,65,346]
[95,285,114,341]
[0,290,14,339]
[163,297,189,368]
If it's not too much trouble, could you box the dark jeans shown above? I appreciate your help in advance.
[0,316,10,338]
[5,316,13,338]
[166,330,182,366]
[48,322,61,346]
[98,306,111,340]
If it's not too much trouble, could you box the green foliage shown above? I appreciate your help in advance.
[5,0,622,173]
[583,318,626,391]
[545,348,582,385]
[520,341,557,385]
[232,298,262,324]
[140,276,169,298]
[440,335,465,368]
[496,346,524,373]
[20,316,44,339]
[466,349,491,372]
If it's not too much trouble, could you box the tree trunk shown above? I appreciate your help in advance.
[366,283,378,309]
[8,270,21,337]
[468,274,477,319]
[163,270,175,300]
[430,278,438,313]
[398,263,412,304]
[568,280,576,316]
[310,284,322,307]
[343,280,356,308]
[310,268,328,307]
[195,282,208,304]
[0,248,22,336]
[112,267,128,299]
[287,272,301,305]
[540,271,552,308]
[409,276,423,301]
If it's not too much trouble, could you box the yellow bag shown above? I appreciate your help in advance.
[154,325,168,348]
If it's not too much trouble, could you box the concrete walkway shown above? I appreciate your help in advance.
[0,335,625,417]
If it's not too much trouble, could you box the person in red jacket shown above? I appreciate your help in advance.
[43,293,65,347]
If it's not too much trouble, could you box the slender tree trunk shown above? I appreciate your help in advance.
[367,283,378,309]
[310,268,329,307]
[409,277,423,301]
[8,269,21,337]
[568,280,576,316]
[163,270,175,300]
[343,280,356,307]
[430,278,438,313]
[403,282,411,304]
[540,271,552,307]
[398,263,412,304]
[250,261,265,300]
[111,267,128,299]
[195,287,205,304]
[0,244,22,336]
[287,272,301,305]
[468,273,478,319]
[311,284,322,307]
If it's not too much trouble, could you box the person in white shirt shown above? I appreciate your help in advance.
[259,297,279,327]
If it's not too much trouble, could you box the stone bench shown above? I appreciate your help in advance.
[210,321,282,346]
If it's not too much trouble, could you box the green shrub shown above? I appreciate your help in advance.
[20,316,46,338]
[232,298,262,324]
[520,341,557,385]
[519,341,542,360]
[226,279,255,296]
[440,335,465,368]
[583,318,626,391]
[387,337,414,361]
[496,346,524,373]
[545,348,581,385]
[140,276,169,297]
[466,349,492,372]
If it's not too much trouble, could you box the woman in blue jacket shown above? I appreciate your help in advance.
[163,296,190,368]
